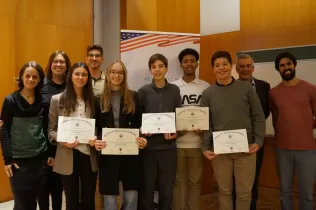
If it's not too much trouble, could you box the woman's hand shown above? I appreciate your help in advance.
[140,127,152,137]
[137,137,147,149]
[61,139,79,148]
[4,163,19,177]
[95,140,107,151]
[88,136,97,147]
[47,157,54,167]
[164,133,177,140]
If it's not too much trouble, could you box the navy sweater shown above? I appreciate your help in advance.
[138,80,182,150]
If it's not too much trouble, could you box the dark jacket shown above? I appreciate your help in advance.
[96,91,142,195]
[41,77,66,156]
[254,78,270,120]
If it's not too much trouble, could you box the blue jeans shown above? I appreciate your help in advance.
[275,148,316,210]
[103,190,138,210]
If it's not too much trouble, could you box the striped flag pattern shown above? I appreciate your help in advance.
[121,32,200,53]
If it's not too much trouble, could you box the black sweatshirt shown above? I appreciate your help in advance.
[138,80,182,150]
[1,91,52,165]
[40,77,66,156]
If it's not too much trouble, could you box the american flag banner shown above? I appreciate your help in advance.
[120,30,200,91]
[121,32,200,53]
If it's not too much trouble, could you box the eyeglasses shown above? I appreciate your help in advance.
[52,60,66,65]
[88,53,102,58]
[110,70,124,76]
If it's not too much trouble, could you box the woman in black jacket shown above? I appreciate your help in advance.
[94,61,147,210]
[1,61,53,210]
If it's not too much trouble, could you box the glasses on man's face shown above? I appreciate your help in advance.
[88,54,102,58]
[52,60,66,65]
[110,70,124,76]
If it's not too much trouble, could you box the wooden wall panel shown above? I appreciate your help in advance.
[0,11,16,204]
[200,0,316,84]
[126,0,158,31]
[0,0,93,202]
[123,0,200,33]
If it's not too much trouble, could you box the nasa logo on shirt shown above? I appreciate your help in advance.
[182,94,202,105]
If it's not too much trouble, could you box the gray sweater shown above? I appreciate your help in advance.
[138,80,182,150]
[200,79,265,152]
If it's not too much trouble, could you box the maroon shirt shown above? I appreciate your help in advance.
[269,80,316,150]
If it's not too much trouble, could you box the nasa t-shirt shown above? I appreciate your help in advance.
[172,77,210,148]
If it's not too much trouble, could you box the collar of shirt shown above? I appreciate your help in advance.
[216,77,235,86]
[92,71,105,81]
[251,77,256,86]
[180,77,199,85]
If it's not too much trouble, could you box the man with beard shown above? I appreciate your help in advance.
[172,48,210,210]
[86,44,105,97]
[269,52,316,210]
[233,54,270,210]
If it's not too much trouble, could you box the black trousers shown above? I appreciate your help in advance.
[232,145,265,210]
[61,150,97,210]
[13,188,39,210]
[139,149,177,210]
[37,166,63,210]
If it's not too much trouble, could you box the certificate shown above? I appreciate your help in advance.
[141,113,176,134]
[176,107,209,131]
[213,129,249,154]
[57,116,95,144]
[101,128,139,155]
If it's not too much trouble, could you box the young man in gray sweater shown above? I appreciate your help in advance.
[138,53,182,210]
[200,51,265,210]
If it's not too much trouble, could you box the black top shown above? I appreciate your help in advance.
[41,77,66,156]
[138,80,182,150]
[96,91,142,195]
[1,91,52,165]
[41,77,66,101]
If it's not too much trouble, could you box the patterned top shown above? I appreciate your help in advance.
[1,91,51,165]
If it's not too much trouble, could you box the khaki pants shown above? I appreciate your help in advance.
[173,148,203,210]
[212,153,256,210]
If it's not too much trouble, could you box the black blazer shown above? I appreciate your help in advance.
[96,91,142,195]
[254,78,270,119]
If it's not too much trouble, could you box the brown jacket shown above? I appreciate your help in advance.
[48,93,98,175]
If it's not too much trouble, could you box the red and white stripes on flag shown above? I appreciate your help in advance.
[121,33,200,53]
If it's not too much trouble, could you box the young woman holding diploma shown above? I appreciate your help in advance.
[48,62,99,210]
[94,60,147,210]
[1,61,53,210]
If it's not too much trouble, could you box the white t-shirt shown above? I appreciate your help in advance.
[172,77,210,148]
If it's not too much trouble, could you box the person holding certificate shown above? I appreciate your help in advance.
[1,61,53,210]
[39,50,71,210]
[138,54,182,210]
[200,51,265,210]
[48,62,99,210]
[93,60,147,210]
[171,48,210,210]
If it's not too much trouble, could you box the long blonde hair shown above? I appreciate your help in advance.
[100,61,135,114]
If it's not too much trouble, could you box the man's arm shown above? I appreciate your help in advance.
[309,85,316,128]
[249,85,265,148]
[200,89,212,152]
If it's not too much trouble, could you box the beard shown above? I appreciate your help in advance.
[280,69,296,81]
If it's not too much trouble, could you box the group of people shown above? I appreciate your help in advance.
[0,45,315,210]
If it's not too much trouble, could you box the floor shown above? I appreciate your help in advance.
[1,186,315,209]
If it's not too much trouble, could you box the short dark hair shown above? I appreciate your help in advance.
[45,50,71,80]
[211,51,233,68]
[18,61,45,93]
[178,48,199,63]
[148,53,168,69]
[274,52,297,70]
[87,44,103,56]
